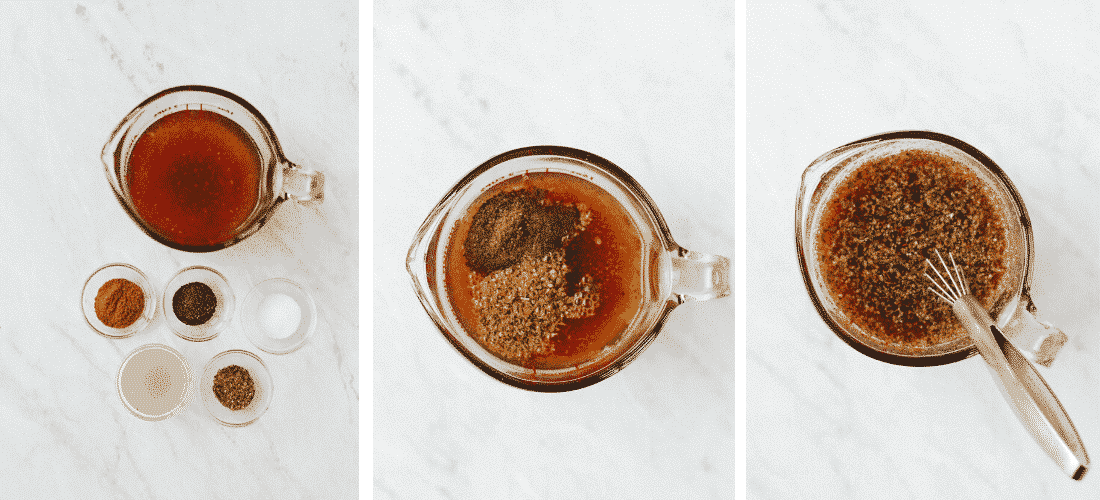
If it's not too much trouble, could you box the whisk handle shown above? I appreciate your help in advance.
[954,295,1089,480]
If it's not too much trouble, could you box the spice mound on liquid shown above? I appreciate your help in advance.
[464,190,582,274]
[464,188,600,362]
[95,278,145,329]
[213,365,255,411]
[816,149,1013,351]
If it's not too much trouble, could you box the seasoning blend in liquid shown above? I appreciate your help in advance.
[816,149,1016,352]
[444,172,645,369]
[126,110,262,248]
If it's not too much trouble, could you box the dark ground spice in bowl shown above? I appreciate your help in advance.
[212,364,255,411]
[815,149,1015,353]
[173,282,217,326]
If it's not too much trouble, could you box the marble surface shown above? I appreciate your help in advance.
[749,1,1100,498]
[0,1,357,498]
[373,1,733,498]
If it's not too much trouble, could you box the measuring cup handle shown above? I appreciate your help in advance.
[1002,297,1068,368]
[668,246,730,304]
[281,160,325,205]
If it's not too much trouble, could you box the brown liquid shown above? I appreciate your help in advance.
[816,149,1019,352]
[126,110,262,248]
[444,172,645,369]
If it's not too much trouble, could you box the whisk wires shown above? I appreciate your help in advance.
[924,250,970,304]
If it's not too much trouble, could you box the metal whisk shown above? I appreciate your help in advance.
[924,250,969,305]
[924,250,1089,480]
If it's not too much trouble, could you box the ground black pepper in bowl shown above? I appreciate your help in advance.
[173,282,217,326]
[212,365,255,411]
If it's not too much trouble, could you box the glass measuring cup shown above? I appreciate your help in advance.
[102,85,324,252]
[407,146,730,392]
[796,131,1067,367]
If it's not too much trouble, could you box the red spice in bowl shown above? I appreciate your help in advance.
[81,263,156,338]
[95,278,146,329]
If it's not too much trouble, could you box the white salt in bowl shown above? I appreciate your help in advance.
[240,278,316,354]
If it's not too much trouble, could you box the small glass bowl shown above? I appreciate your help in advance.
[240,278,317,354]
[163,266,234,342]
[117,343,194,421]
[200,350,273,427]
[82,263,157,338]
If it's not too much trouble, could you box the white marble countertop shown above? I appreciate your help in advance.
[0,1,357,498]
[749,1,1100,498]
[373,1,733,497]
